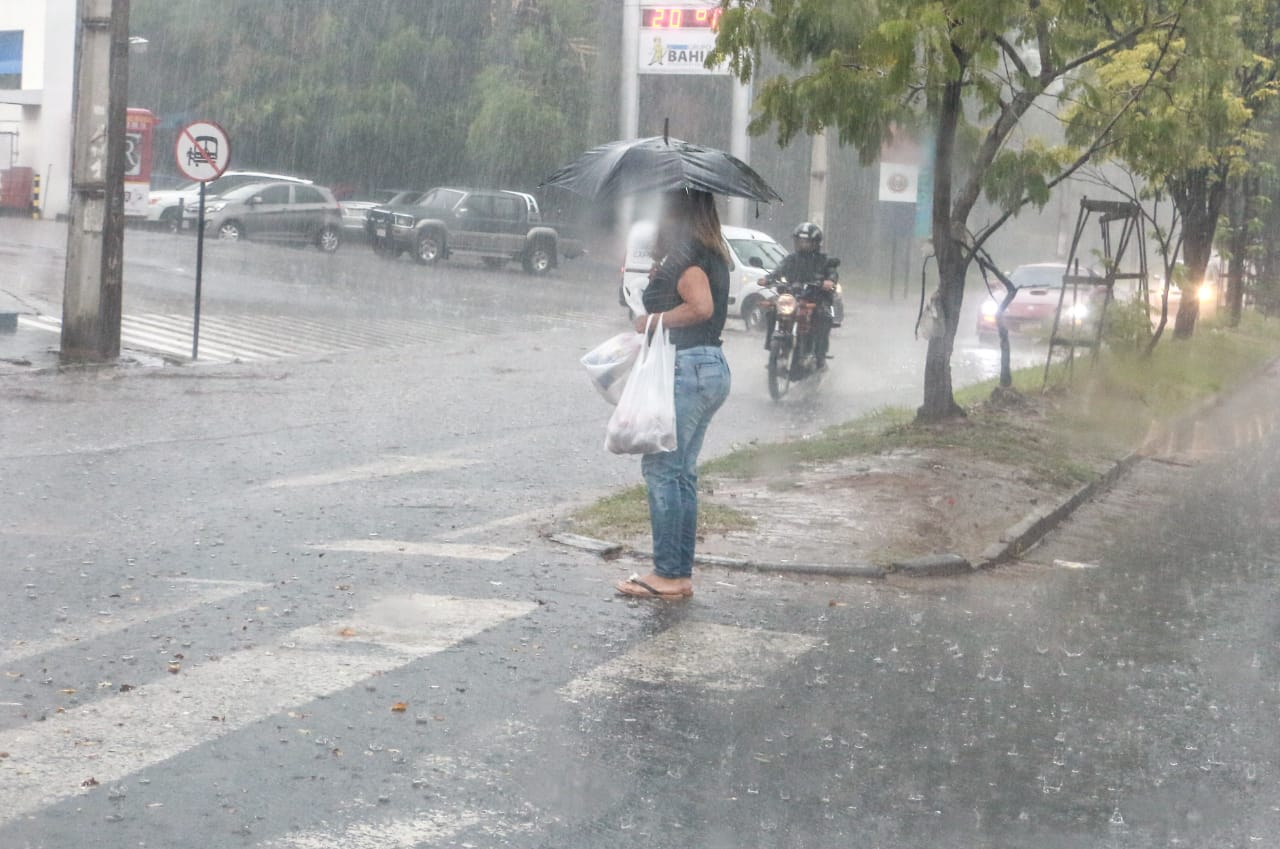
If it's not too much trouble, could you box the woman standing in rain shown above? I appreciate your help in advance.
[616,188,732,600]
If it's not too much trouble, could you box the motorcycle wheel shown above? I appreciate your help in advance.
[767,339,791,401]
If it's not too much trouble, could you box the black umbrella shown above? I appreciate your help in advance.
[541,133,783,203]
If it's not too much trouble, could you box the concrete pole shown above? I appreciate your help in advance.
[61,0,129,363]
[726,76,751,227]
[808,128,830,230]
[621,0,640,140]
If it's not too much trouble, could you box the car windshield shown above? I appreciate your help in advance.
[1011,266,1069,289]
[416,188,466,209]
[728,237,787,271]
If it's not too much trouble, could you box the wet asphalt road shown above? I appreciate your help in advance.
[2,220,1277,847]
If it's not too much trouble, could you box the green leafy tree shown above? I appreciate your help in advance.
[713,0,1184,421]
[467,0,599,188]
[128,0,601,191]
[1069,0,1280,338]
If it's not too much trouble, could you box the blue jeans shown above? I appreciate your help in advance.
[641,345,731,579]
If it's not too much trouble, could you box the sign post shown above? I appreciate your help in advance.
[174,120,230,360]
[622,1,755,226]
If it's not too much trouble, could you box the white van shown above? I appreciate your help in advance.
[619,221,786,330]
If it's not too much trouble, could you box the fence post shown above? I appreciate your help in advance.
[31,173,40,219]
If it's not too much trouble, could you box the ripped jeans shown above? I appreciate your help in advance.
[641,345,731,579]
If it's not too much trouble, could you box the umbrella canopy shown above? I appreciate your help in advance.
[540,135,783,203]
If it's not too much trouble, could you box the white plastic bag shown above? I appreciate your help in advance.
[581,330,644,405]
[605,315,676,454]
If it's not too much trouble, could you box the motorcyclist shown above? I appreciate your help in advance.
[761,221,839,368]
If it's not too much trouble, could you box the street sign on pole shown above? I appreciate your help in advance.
[174,120,231,360]
[174,120,230,182]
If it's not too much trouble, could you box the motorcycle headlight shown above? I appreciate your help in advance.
[835,282,843,295]
[776,293,797,316]
[1197,282,1214,302]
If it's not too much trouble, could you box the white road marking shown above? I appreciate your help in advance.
[0,594,535,826]
[261,455,476,489]
[559,621,820,701]
[312,540,518,562]
[435,509,546,541]
[257,812,487,849]
[0,578,269,668]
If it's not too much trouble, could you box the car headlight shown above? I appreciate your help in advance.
[391,213,414,228]
[776,293,797,316]
[980,299,998,317]
[1068,302,1089,321]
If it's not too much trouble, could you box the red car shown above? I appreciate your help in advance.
[977,262,1107,345]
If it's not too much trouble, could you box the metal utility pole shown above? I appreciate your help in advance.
[61,0,129,363]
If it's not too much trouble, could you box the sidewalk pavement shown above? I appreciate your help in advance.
[551,449,1143,581]
[0,291,60,375]
[552,358,1278,581]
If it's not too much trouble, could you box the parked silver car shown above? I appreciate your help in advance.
[189,181,343,252]
[147,170,311,232]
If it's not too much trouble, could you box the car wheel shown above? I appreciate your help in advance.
[522,241,554,275]
[316,225,341,253]
[217,221,243,242]
[742,296,767,331]
[160,207,181,234]
[415,230,443,264]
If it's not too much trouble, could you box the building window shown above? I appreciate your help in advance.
[0,31,22,90]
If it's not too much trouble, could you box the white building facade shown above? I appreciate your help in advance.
[0,0,76,220]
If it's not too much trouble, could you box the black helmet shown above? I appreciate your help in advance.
[793,221,822,252]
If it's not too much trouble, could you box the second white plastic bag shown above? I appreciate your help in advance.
[605,315,676,454]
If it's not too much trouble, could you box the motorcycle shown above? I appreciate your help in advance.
[760,258,840,401]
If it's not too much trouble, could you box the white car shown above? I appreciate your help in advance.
[144,170,312,232]
[619,221,786,329]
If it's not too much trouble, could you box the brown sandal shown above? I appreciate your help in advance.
[615,575,693,600]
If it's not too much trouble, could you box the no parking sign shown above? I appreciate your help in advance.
[174,120,231,182]
[174,120,231,360]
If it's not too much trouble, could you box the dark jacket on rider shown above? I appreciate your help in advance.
[769,250,839,289]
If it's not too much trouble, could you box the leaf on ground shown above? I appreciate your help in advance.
[391,702,408,712]
[338,627,358,638]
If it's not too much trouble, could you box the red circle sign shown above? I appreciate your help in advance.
[175,121,231,182]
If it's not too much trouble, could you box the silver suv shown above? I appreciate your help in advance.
[189,181,343,252]
[145,170,311,232]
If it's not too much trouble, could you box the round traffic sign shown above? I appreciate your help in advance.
[175,121,231,182]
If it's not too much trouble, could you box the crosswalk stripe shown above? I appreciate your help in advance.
[261,454,477,489]
[0,594,536,827]
[558,621,820,701]
[0,578,269,668]
[312,540,519,561]
[125,314,295,358]
[256,811,489,849]
[17,308,616,364]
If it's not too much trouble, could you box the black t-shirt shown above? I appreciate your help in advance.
[642,238,730,349]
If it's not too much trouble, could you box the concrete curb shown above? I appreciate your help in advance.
[977,450,1143,567]
[548,452,1142,581]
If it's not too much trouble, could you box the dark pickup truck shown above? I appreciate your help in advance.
[364,186,584,274]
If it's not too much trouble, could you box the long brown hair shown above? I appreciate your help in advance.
[655,188,728,262]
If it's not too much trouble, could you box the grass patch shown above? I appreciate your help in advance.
[569,314,1280,540]
[567,483,757,541]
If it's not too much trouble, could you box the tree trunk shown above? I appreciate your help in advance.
[916,78,967,423]
[1224,175,1256,327]
[1171,166,1228,339]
